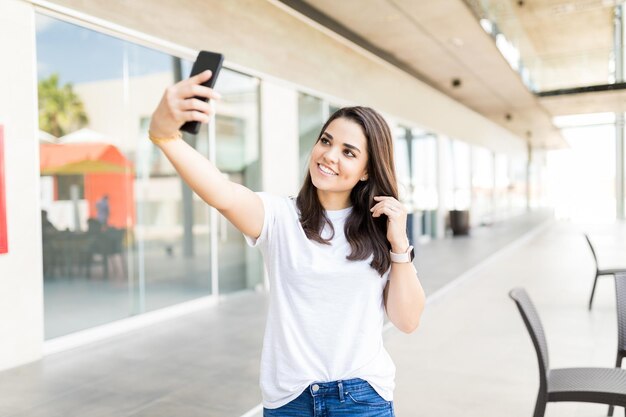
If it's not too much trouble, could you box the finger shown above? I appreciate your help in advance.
[370,202,383,212]
[191,84,222,100]
[179,83,222,101]
[179,98,213,114]
[190,69,213,85]
[178,110,210,124]
[371,201,400,213]
[372,206,397,218]
[373,196,395,201]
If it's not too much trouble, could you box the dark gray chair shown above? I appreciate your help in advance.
[585,234,626,310]
[509,288,626,417]
[609,272,626,416]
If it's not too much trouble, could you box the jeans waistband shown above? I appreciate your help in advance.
[308,378,370,398]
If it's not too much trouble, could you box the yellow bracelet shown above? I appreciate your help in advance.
[149,130,182,145]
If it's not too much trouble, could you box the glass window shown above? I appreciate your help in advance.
[298,93,325,181]
[412,130,438,211]
[37,14,253,337]
[403,128,438,239]
[494,154,510,220]
[393,126,412,204]
[214,69,263,294]
[448,140,471,211]
[471,146,495,225]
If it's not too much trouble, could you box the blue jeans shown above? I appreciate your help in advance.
[263,378,395,417]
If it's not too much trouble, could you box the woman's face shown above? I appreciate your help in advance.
[309,117,369,200]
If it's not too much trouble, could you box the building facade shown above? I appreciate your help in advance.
[0,0,537,371]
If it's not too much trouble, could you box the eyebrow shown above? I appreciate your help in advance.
[321,132,362,154]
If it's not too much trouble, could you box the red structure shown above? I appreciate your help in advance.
[0,125,8,254]
[39,142,135,229]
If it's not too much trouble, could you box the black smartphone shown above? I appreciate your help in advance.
[180,50,224,135]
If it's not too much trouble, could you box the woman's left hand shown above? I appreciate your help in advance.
[370,196,409,251]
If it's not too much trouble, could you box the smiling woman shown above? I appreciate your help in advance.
[148,82,425,414]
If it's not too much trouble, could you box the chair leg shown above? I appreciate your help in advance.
[608,354,624,416]
[589,273,600,310]
[533,396,547,417]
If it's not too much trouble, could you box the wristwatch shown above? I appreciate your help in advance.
[390,245,415,263]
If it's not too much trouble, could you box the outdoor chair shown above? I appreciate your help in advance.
[585,234,626,310]
[509,288,626,417]
[609,272,626,416]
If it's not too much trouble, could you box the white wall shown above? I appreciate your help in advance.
[0,0,44,371]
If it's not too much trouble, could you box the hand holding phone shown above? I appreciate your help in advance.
[180,50,224,135]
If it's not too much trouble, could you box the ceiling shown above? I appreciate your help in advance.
[280,0,626,149]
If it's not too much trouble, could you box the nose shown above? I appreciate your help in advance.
[322,147,339,164]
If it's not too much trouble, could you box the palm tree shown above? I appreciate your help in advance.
[38,73,88,138]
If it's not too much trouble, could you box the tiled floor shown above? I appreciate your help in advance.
[390,220,626,417]
[2,211,624,417]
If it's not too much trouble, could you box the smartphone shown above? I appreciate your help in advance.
[180,50,224,135]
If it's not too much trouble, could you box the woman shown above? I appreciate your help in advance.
[149,69,426,416]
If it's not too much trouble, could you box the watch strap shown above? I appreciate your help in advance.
[390,245,414,263]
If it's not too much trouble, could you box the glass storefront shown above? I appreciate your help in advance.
[494,154,510,220]
[446,139,471,212]
[36,14,261,338]
[214,70,263,294]
[471,146,495,226]
[298,93,325,182]
[412,130,438,239]
[393,126,438,240]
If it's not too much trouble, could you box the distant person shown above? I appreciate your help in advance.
[96,194,110,227]
[149,71,425,416]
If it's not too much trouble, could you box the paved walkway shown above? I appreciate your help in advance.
[2,211,624,417]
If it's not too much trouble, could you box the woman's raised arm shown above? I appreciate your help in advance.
[149,70,264,239]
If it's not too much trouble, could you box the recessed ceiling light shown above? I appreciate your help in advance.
[480,18,494,34]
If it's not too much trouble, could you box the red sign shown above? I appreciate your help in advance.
[0,125,7,254]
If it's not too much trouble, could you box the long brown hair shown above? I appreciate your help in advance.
[296,106,398,276]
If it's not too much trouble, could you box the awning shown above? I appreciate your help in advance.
[40,142,133,175]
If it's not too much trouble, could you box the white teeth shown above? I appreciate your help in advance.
[318,164,337,175]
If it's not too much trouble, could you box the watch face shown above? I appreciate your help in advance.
[409,246,415,261]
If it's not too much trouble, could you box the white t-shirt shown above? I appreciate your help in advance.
[244,192,395,409]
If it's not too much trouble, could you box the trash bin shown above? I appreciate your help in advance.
[449,210,470,236]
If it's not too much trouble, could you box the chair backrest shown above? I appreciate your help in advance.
[616,273,626,353]
[509,288,550,381]
[584,234,599,270]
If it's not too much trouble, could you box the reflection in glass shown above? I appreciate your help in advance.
[36,14,214,338]
[471,147,494,226]
[412,131,438,238]
[494,154,510,220]
[214,69,263,294]
[447,140,471,211]
[298,93,325,182]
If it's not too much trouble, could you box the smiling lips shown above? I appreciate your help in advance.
[317,163,338,176]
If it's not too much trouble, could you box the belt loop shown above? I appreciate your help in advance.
[338,380,345,403]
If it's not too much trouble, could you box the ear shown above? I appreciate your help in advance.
[360,172,368,181]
